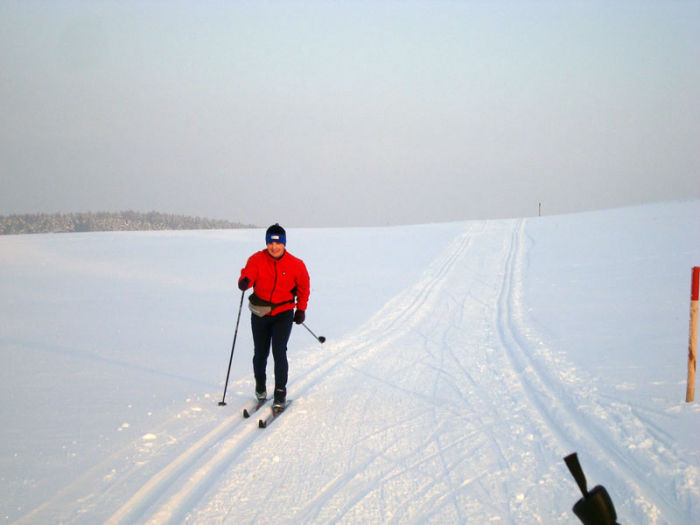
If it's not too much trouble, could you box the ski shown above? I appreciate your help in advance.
[242,398,268,419]
[258,400,292,428]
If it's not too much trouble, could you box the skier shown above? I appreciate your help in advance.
[237,223,310,411]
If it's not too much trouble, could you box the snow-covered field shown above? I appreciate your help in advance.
[1,201,699,524]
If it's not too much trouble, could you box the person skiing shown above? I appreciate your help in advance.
[237,223,310,411]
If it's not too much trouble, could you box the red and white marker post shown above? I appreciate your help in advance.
[687,267,699,402]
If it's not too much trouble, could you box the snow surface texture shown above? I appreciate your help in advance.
[1,201,699,524]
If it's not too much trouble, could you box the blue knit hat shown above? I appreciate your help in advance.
[265,223,286,245]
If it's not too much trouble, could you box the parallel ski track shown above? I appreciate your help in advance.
[285,221,487,403]
[106,218,686,524]
[104,223,485,524]
[495,219,684,523]
[104,409,262,525]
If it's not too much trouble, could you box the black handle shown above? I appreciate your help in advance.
[564,453,588,497]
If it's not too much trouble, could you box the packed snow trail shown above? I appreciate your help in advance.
[173,218,693,524]
[97,224,488,525]
[4,207,698,524]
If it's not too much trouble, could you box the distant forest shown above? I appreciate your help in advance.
[0,211,254,235]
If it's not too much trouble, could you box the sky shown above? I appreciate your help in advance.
[1,0,699,227]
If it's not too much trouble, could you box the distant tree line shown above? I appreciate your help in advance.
[0,211,254,235]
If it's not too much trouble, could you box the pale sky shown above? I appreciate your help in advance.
[2,1,699,227]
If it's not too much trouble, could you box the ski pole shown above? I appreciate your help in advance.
[219,289,246,406]
[301,322,326,344]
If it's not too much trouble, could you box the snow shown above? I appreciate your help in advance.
[1,201,699,524]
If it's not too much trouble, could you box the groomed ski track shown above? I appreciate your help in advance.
[21,219,696,524]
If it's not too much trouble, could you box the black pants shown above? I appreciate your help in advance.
[251,310,294,392]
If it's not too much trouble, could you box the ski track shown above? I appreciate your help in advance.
[496,219,691,523]
[186,220,523,523]
[98,224,486,524]
[103,411,258,524]
[27,218,696,524]
[185,218,694,523]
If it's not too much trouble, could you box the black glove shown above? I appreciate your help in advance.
[238,277,250,291]
[293,310,305,324]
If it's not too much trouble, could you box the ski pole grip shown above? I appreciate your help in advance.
[564,453,588,497]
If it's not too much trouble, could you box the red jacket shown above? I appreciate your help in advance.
[239,249,310,316]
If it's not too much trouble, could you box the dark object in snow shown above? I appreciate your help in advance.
[564,453,619,525]
[259,400,292,428]
[242,397,268,419]
[302,322,326,343]
[218,289,246,406]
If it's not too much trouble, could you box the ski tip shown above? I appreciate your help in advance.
[258,419,267,429]
[243,409,250,418]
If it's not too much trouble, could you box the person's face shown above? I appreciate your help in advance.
[267,241,285,258]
